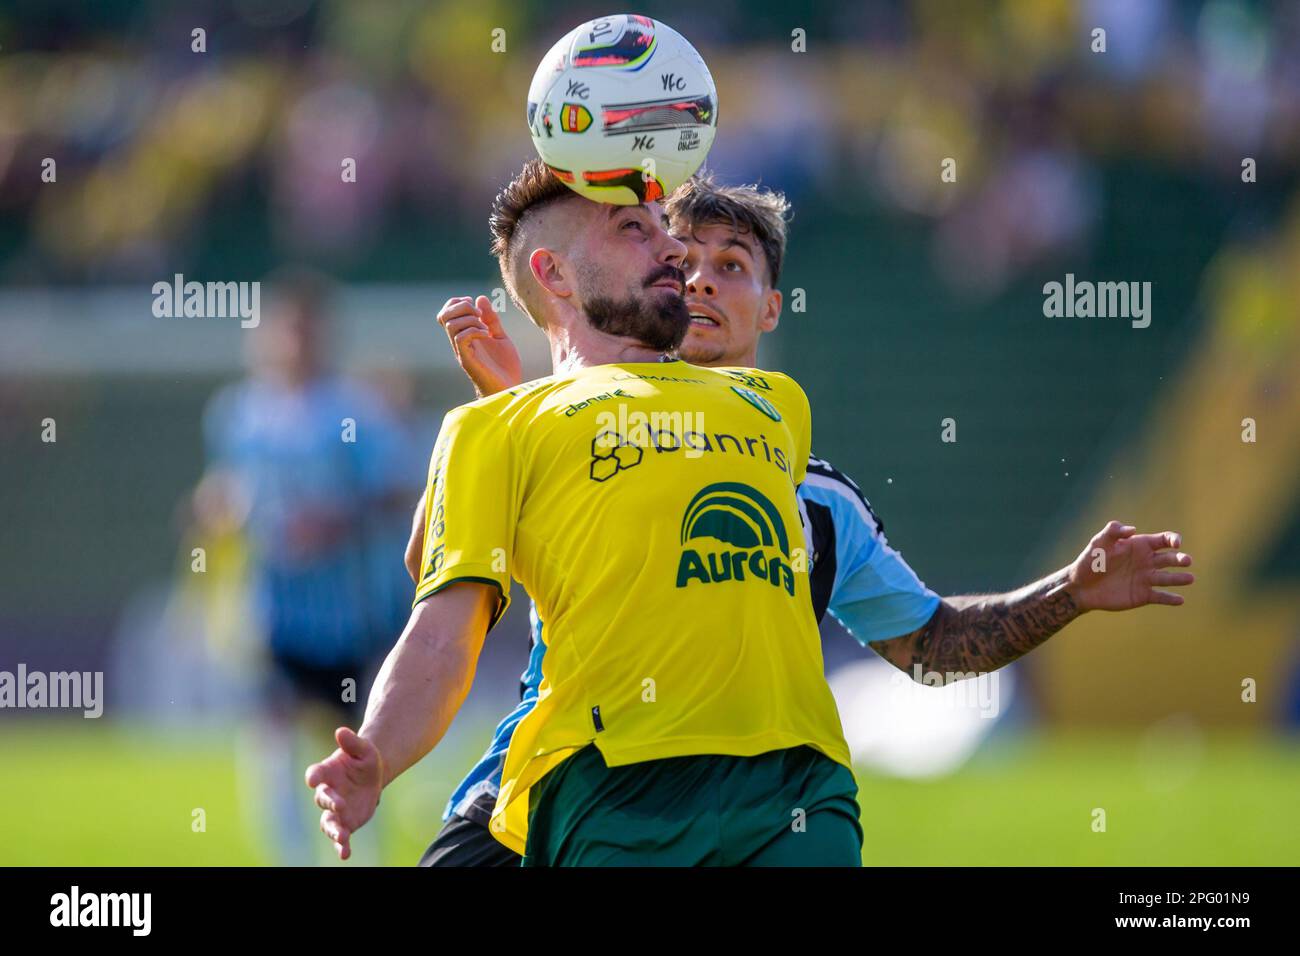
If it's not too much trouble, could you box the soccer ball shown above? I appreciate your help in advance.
[526,14,718,205]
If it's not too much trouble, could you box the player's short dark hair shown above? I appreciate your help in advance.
[489,158,579,320]
[665,172,791,287]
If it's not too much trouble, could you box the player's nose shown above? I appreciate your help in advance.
[658,229,688,269]
[686,271,715,297]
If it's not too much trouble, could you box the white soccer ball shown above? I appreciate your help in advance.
[526,14,718,205]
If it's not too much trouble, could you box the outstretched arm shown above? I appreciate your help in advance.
[869,567,1079,678]
[869,521,1193,680]
[305,581,496,859]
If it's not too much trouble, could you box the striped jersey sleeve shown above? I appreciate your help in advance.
[798,455,940,645]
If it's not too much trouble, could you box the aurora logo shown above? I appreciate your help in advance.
[675,482,795,595]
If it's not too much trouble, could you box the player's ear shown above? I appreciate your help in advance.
[759,288,781,334]
[529,248,574,299]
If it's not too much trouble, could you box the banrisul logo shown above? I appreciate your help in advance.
[676,482,795,595]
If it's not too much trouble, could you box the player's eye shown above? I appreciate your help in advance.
[622,219,645,232]
[722,259,744,272]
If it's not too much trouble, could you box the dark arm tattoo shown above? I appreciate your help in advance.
[869,568,1082,682]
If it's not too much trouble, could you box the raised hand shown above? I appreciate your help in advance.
[437,295,524,398]
[1066,520,1194,612]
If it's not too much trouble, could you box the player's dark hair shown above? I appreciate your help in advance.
[489,158,579,320]
[665,172,791,287]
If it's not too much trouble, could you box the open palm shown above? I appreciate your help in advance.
[1068,521,1194,611]
[305,726,384,860]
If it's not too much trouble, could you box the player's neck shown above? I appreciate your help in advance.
[548,327,671,374]
[701,348,758,369]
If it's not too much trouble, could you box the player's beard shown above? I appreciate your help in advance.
[582,265,690,353]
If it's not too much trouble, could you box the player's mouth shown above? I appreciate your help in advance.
[687,303,724,329]
[645,265,686,297]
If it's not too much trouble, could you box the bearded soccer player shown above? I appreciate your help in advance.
[398,172,1197,867]
[409,174,942,866]
[307,161,1195,866]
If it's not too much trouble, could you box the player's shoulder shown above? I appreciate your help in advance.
[800,453,885,537]
[710,365,803,394]
[451,374,561,423]
[708,365,810,415]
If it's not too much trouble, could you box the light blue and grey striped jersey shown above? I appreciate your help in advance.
[204,375,422,666]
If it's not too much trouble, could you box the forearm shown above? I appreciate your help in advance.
[873,566,1082,679]
[357,591,490,787]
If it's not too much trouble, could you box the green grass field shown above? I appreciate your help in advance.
[4,722,1297,866]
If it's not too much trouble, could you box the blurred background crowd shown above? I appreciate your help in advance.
[3,0,1300,287]
[1,0,1297,865]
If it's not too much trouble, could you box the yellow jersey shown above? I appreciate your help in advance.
[414,360,852,854]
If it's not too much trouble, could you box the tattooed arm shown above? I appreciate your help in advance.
[869,521,1195,681]
[869,568,1079,678]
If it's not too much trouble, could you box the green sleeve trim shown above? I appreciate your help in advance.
[413,575,510,631]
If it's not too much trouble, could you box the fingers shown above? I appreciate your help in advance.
[475,294,507,337]
[304,759,333,790]
[443,313,488,338]
[1130,531,1183,553]
[335,726,370,760]
[440,297,504,344]
[1150,570,1194,587]
[1097,520,1136,543]
[453,325,490,354]
[305,748,352,793]
[1152,550,1192,569]
[436,296,478,327]
[320,810,352,860]
[445,317,492,362]
[310,737,369,860]
[1149,590,1185,607]
[314,783,346,815]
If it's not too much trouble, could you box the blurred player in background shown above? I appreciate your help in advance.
[191,269,422,863]
[403,170,1199,865]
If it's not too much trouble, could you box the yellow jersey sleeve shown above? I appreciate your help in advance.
[782,374,812,485]
[413,403,516,628]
